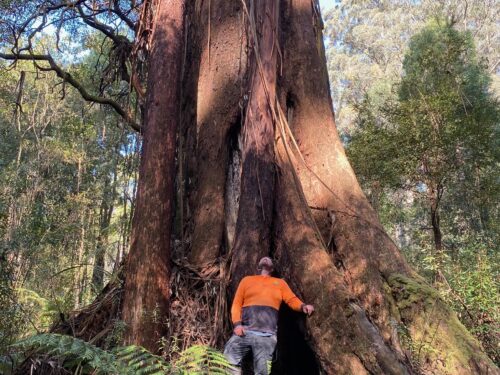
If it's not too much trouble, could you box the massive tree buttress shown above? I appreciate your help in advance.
[27,0,494,373]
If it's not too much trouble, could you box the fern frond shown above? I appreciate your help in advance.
[12,333,122,374]
[113,345,171,375]
[173,345,233,374]
[11,334,231,375]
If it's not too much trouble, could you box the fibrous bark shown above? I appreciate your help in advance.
[118,0,499,372]
[229,0,278,295]
[187,0,248,269]
[273,139,409,374]
[121,0,185,351]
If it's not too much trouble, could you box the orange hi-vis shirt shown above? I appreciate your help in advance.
[231,275,304,334]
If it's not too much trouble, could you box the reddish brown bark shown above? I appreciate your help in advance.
[187,0,249,268]
[121,0,185,351]
[273,142,409,374]
[279,0,411,340]
[115,0,498,372]
[229,0,279,294]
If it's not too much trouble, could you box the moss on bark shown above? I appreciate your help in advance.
[388,274,498,374]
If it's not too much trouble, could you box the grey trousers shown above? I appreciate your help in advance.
[223,333,277,375]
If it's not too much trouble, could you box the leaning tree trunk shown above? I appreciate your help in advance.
[118,0,499,373]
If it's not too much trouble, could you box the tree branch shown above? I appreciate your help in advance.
[77,5,131,45]
[112,0,136,31]
[0,53,141,132]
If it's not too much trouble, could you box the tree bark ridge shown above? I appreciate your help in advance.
[188,0,248,268]
[122,0,185,351]
[229,0,279,294]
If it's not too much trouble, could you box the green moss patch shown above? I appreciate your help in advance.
[387,274,497,374]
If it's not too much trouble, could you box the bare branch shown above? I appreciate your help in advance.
[77,4,132,45]
[112,0,136,31]
[0,53,141,132]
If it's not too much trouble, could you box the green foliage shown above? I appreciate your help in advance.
[114,345,171,374]
[11,333,121,374]
[0,53,140,345]
[346,21,499,362]
[349,22,498,192]
[324,0,500,133]
[344,98,401,189]
[442,239,499,362]
[15,288,60,332]
[348,22,499,240]
[0,259,21,353]
[6,333,233,375]
[173,345,233,374]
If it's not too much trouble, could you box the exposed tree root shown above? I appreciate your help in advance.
[35,1,499,374]
[51,270,124,348]
[50,262,232,354]
[167,259,231,351]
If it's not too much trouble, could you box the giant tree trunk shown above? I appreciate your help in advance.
[121,0,185,351]
[121,0,498,373]
[228,0,278,295]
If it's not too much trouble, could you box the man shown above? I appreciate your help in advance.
[224,257,314,375]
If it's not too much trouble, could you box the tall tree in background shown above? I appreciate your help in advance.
[396,22,498,256]
[1,1,498,374]
[0,38,140,346]
[348,22,499,264]
[324,0,500,134]
[346,22,499,363]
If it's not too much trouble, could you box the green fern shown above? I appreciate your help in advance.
[9,333,232,375]
[173,345,233,375]
[12,333,121,374]
[114,345,171,375]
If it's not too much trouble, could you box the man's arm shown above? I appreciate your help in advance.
[281,280,314,315]
[231,278,247,334]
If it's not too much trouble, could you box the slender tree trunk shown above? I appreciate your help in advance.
[92,178,113,292]
[428,181,445,281]
[92,150,118,291]
[429,184,443,252]
[121,0,185,351]
[73,217,86,308]
[73,157,86,308]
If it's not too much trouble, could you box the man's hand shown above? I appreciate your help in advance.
[233,325,245,336]
[302,304,315,316]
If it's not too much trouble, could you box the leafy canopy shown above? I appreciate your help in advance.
[348,21,499,191]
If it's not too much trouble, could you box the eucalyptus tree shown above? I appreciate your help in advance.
[348,22,499,268]
[1,1,498,374]
[324,0,500,133]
